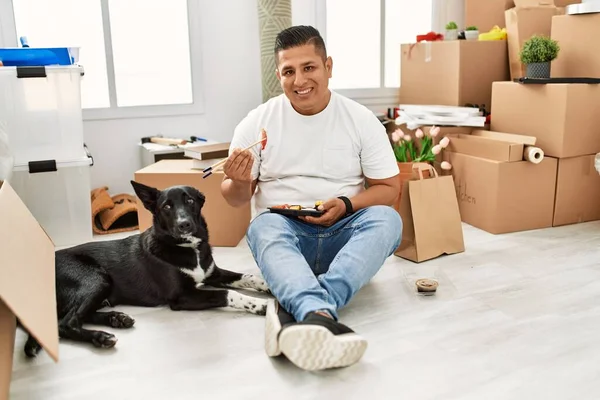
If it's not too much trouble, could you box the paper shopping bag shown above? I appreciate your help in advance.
[394,163,465,263]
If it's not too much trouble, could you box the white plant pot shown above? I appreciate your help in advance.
[465,30,479,41]
[445,29,458,41]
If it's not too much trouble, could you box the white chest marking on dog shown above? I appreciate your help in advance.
[177,235,214,285]
[177,234,202,248]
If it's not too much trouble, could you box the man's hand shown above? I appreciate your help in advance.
[223,148,254,182]
[300,198,347,227]
[220,148,258,208]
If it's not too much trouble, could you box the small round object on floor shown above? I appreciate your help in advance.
[416,278,438,294]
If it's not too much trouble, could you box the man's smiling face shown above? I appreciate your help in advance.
[276,43,333,116]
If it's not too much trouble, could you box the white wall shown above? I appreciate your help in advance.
[433,0,465,33]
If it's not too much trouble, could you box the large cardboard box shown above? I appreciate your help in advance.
[553,155,600,226]
[465,0,507,33]
[400,41,509,114]
[551,13,600,79]
[505,5,563,80]
[443,152,558,234]
[490,82,600,158]
[0,180,59,400]
[133,160,251,247]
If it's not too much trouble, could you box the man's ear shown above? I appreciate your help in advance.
[131,180,160,212]
[325,56,333,78]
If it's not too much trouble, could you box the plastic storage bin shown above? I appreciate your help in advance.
[0,65,84,165]
[8,153,93,248]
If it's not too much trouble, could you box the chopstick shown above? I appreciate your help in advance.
[202,136,265,179]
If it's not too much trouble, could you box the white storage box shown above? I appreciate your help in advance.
[8,153,93,248]
[0,65,84,165]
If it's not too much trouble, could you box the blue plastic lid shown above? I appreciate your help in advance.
[0,48,74,67]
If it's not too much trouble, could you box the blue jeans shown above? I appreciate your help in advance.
[246,205,403,322]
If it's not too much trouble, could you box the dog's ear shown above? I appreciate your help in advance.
[195,190,206,208]
[131,180,160,212]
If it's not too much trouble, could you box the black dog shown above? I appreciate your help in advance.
[23,181,270,356]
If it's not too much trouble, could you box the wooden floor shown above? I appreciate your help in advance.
[9,221,600,400]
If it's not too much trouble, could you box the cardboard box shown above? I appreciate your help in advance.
[551,13,600,79]
[513,0,579,5]
[443,152,558,234]
[471,129,536,145]
[446,132,525,161]
[400,41,509,114]
[505,5,563,80]
[465,0,507,32]
[0,180,59,400]
[134,160,251,247]
[490,81,600,158]
[553,155,600,226]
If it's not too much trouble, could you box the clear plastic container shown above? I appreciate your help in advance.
[0,120,13,182]
[8,153,93,247]
[0,65,84,165]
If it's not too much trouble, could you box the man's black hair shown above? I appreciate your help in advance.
[274,25,327,62]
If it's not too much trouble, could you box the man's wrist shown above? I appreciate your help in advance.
[337,196,354,216]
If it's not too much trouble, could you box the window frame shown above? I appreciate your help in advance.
[0,0,205,121]
[314,0,434,107]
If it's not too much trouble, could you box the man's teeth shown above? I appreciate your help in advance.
[297,88,312,94]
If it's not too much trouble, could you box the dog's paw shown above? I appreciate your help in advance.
[92,332,118,349]
[109,312,135,329]
[227,292,268,316]
[230,274,271,293]
[254,300,268,316]
[24,336,42,358]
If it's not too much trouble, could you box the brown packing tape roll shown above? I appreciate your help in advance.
[523,146,544,164]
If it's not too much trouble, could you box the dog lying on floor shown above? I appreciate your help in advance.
[23,181,270,356]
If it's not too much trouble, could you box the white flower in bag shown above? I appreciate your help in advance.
[0,120,14,181]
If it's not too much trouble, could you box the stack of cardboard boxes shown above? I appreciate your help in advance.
[398,0,600,234]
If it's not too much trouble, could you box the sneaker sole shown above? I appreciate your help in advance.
[278,325,368,371]
[264,300,282,357]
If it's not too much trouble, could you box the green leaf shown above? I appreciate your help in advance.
[519,35,560,64]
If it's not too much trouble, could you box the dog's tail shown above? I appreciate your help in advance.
[17,318,44,358]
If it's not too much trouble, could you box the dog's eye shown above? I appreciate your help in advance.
[186,198,194,204]
[163,204,171,210]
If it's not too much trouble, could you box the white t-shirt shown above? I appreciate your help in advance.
[229,90,399,214]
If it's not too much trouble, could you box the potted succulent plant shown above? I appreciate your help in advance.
[445,21,458,41]
[519,35,560,79]
[465,26,479,41]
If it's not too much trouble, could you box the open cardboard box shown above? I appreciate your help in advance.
[399,40,509,114]
[0,180,59,400]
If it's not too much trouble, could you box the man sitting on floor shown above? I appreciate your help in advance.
[220,25,402,371]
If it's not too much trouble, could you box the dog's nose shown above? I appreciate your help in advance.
[178,220,192,233]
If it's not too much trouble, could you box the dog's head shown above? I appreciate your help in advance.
[131,180,208,244]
